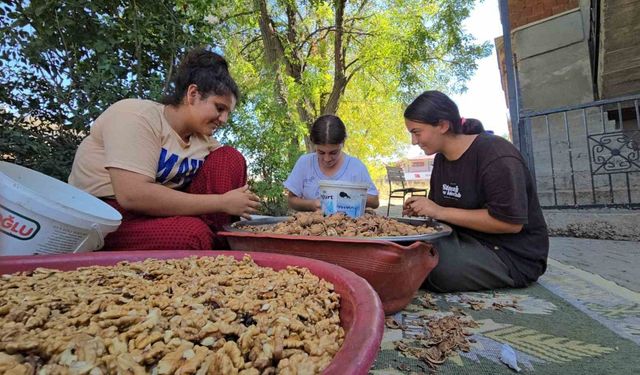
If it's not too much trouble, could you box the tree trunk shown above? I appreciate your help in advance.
[321,0,347,116]
[255,0,283,69]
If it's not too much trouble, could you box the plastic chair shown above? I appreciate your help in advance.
[385,166,428,216]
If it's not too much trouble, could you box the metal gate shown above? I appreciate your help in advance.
[519,94,640,209]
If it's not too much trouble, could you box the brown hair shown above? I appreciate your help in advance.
[309,115,347,145]
[161,48,239,106]
[404,90,484,134]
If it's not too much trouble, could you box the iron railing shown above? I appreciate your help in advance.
[588,0,601,99]
[520,94,640,209]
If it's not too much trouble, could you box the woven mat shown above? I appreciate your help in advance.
[370,259,640,374]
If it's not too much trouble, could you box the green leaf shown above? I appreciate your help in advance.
[1,0,487,212]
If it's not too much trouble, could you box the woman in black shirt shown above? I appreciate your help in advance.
[403,91,549,292]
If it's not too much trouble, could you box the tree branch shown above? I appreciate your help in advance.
[221,10,257,23]
[255,0,284,67]
[321,0,347,115]
[343,0,370,54]
[160,2,178,95]
[239,35,263,55]
[345,57,359,71]
[132,0,143,97]
[297,26,336,49]
[285,2,302,80]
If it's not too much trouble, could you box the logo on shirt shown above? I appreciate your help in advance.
[442,183,461,200]
[157,148,204,188]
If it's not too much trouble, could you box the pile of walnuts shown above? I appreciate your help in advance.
[0,256,344,374]
[386,293,480,370]
[242,212,438,237]
[392,314,478,368]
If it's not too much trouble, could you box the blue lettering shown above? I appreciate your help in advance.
[170,158,190,184]
[170,158,204,186]
[187,159,202,178]
[158,149,205,187]
[157,148,179,181]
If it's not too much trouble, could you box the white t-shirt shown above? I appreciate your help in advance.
[284,153,378,199]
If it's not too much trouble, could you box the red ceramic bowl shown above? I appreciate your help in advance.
[216,232,439,315]
[0,251,384,375]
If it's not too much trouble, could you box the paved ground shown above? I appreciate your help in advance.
[548,237,640,292]
[378,203,640,293]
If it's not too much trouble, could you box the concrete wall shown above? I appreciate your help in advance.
[513,7,594,111]
[598,0,640,98]
[499,0,640,240]
[509,2,637,207]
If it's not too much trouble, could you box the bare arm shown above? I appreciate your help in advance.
[109,168,260,219]
[366,194,380,209]
[287,191,321,212]
[403,196,522,234]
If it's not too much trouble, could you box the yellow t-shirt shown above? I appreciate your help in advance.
[69,99,220,197]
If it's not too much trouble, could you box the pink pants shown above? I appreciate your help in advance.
[102,146,247,250]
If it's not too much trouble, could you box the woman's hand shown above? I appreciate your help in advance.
[403,196,442,219]
[287,191,323,212]
[222,185,261,219]
[312,199,322,211]
[403,196,523,233]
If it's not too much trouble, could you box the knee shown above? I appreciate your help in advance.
[190,146,247,193]
[200,146,247,186]
[424,245,469,292]
[207,146,246,168]
[425,263,457,292]
[173,218,214,250]
[430,246,460,275]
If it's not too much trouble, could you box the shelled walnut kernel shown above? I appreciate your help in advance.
[0,255,344,374]
[243,212,438,237]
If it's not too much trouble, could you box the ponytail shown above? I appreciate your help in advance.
[461,118,484,135]
[405,91,485,135]
[161,48,239,106]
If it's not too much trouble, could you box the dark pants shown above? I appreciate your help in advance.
[424,229,516,293]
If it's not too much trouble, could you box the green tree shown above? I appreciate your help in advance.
[1,0,490,215]
[184,0,490,206]
[0,0,213,180]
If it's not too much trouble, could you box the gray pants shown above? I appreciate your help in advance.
[424,229,516,293]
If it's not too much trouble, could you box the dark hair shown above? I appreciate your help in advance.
[309,115,347,145]
[404,90,484,135]
[161,48,240,106]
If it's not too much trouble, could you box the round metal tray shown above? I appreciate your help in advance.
[228,215,452,243]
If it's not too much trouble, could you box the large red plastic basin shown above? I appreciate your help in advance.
[216,232,439,315]
[0,250,384,375]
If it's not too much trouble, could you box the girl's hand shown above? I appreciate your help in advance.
[312,199,322,212]
[403,196,442,219]
[222,185,261,219]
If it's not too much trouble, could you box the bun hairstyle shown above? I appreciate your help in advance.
[161,48,240,106]
[309,115,347,145]
[404,90,484,135]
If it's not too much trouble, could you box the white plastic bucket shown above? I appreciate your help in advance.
[0,161,122,255]
[318,180,368,218]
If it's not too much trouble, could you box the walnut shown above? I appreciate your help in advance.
[175,345,208,375]
[243,212,438,237]
[0,256,343,374]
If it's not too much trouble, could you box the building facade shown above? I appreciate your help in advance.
[497,0,640,208]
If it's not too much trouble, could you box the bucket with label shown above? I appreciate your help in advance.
[318,180,368,218]
[0,161,122,255]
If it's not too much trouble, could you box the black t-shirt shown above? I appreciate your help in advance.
[429,133,549,286]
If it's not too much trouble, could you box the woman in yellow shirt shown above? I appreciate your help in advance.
[69,48,260,250]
